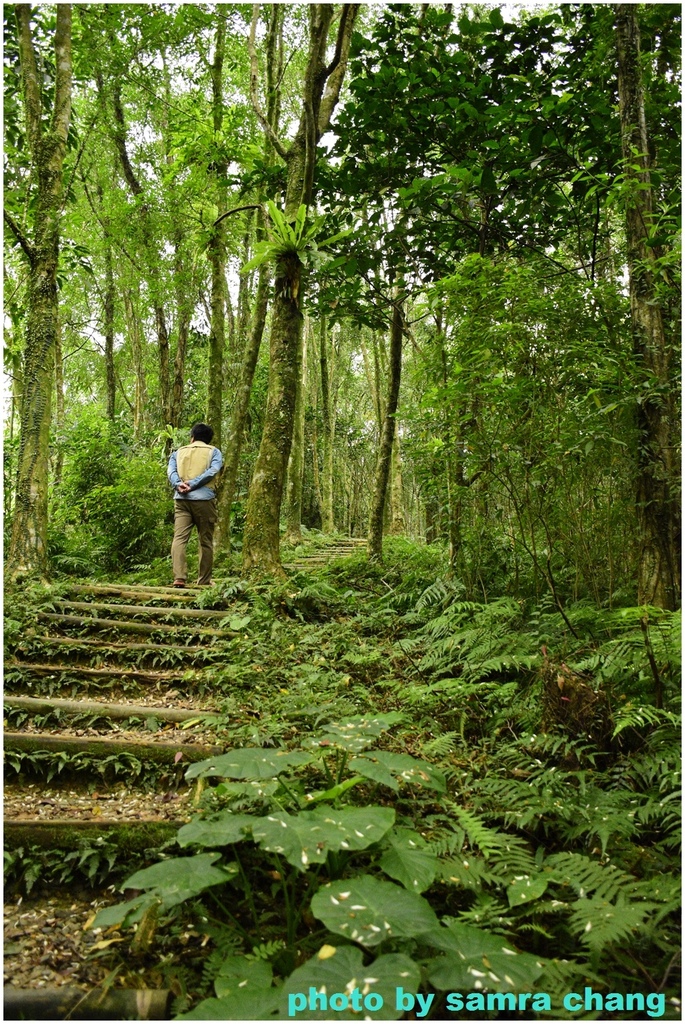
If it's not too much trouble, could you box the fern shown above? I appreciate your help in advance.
[612,702,681,738]
[545,852,635,902]
[568,895,654,952]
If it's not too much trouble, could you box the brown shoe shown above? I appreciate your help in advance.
[173,579,186,588]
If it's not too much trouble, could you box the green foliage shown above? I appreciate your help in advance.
[4,836,125,893]
[51,413,170,573]
[241,201,350,275]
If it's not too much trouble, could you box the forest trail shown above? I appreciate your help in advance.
[3,537,368,1012]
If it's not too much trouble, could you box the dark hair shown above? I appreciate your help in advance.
[190,422,214,444]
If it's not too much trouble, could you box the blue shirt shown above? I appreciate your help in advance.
[167,445,223,501]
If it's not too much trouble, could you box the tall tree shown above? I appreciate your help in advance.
[5,4,72,577]
[615,4,680,609]
[368,302,404,560]
[242,3,359,575]
[206,13,228,446]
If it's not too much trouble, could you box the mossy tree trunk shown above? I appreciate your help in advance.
[390,422,405,534]
[53,313,65,489]
[106,72,171,427]
[206,15,228,447]
[242,3,359,575]
[368,303,404,561]
[122,287,149,439]
[6,4,72,579]
[214,6,286,553]
[320,318,339,533]
[284,322,308,544]
[615,5,680,609]
[214,257,271,552]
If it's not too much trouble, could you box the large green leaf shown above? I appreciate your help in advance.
[380,828,437,892]
[214,956,273,998]
[176,989,281,1020]
[307,714,404,753]
[177,811,256,848]
[311,875,440,946]
[185,748,312,780]
[280,944,421,1020]
[350,751,446,792]
[123,853,236,907]
[251,807,395,871]
[91,854,236,930]
[507,873,549,907]
[425,921,544,991]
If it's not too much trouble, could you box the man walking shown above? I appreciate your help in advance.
[167,423,223,587]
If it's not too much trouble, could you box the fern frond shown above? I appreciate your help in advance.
[569,896,654,951]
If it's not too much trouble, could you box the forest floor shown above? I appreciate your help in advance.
[3,536,681,1019]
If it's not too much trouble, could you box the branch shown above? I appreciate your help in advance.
[4,209,35,263]
[61,110,99,215]
[79,172,143,272]
[51,4,72,145]
[109,77,143,197]
[213,204,261,228]
[248,5,289,162]
[15,5,42,161]
[318,4,361,135]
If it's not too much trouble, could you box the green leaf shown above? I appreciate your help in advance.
[307,714,404,753]
[425,921,544,991]
[281,945,421,1020]
[489,8,504,28]
[91,895,158,931]
[214,956,273,998]
[380,828,437,893]
[177,811,256,848]
[311,875,440,946]
[507,873,549,907]
[480,165,498,194]
[185,748,312,780]
[176,989,281,1020]
[251,806,395,871]
[350,751,446,792]
[304,775,365,805]
[123,853,236,908]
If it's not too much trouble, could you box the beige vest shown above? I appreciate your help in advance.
[176,442,218,489]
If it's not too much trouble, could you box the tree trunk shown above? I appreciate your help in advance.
[242,3,359,574]
[206,15,227,446]
[170,242,192,431]
[122,288,148,438]
[103,233,116,420]
[214,259,271,552]
[108,74,171,428]
[242,256,303,574]
[6,5,72,579]
[425,492,439,545]
[615,5,680,609]
[368,304,404,561]
[53,313,65,489]
[320,317,337,532]
[284,322,308,544]
[390,421,405,534]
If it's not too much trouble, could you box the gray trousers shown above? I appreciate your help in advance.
[171,499,217,584]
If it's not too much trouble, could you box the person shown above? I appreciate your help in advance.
[167,423,223,587]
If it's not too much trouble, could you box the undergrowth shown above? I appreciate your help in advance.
[4,539,681,1018]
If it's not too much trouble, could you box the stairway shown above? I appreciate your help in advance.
[4,539,369,1013]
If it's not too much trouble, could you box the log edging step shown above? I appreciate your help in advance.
[4,695,219,723]
[26,635,226,656]
[52,600,234,621]
[4,985,171,1021]
[4,819,180,851]
[6,662,179,681]
[37,612,233,637]
[4,732,222,763]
